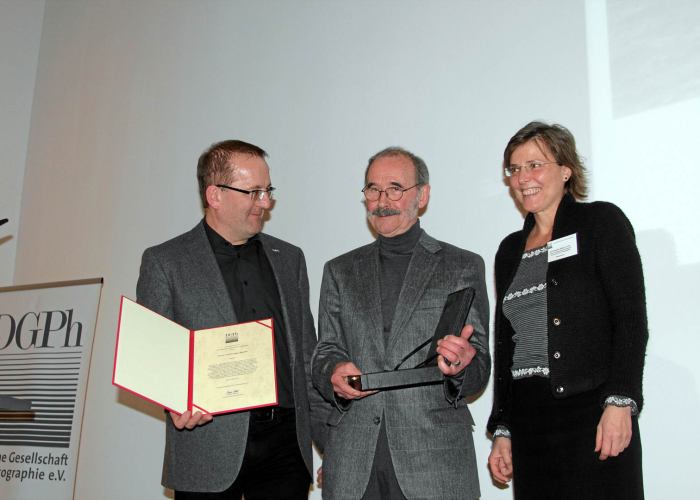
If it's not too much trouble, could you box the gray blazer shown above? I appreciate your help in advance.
[312,231,490,499]
[136,221,328,492]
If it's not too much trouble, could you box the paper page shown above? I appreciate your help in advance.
[191,318,277,414]
[113,297,190,413]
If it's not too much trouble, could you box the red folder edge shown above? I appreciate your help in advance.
[113,296,279,416]
[111,296,125,387]
[112,296,187,415]
[187,330,194,412]
[190,319,278,416]
[257,318,278,413]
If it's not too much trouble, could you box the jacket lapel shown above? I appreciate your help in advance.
[259,235,298,365]
[183,222,237,323]
[386,233,441,358]
[353,243,385,360]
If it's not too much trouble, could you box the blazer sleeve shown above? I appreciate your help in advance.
[311,261,353,409]
[136,247,174,320]
[296,250,331,452]
[445,253,491,405]
[593,203,648,411]
[135,247,179,433]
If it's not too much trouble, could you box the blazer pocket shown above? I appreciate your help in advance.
[415,300,443,311]
[326,408,345,427]
[428,405,475,427]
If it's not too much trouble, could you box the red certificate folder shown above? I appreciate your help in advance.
[113,297,278,415]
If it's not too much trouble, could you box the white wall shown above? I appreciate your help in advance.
[6,0,697,498]
[0,0,44,285]
[586,0,700,493]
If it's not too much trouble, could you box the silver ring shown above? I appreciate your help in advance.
[454,359,462,367]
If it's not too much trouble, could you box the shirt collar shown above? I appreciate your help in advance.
[203,219,260,254]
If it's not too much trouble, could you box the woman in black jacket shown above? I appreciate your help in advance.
[487,121,647,499]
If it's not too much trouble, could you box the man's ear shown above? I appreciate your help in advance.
[418,184,431,209]
[205,185,222,209]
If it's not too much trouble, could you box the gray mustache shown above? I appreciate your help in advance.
[371,207,401,217]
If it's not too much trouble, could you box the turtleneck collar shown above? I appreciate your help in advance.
[377,219,423,255]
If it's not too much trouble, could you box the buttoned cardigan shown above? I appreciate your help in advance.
[487,193,648,435]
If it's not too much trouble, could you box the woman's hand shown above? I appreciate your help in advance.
[595,405,632,460]
[488,437,513,484]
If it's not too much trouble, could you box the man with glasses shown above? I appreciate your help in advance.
[312,147,490,499]
[137,140,327,499]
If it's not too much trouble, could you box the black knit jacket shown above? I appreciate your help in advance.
[487,193,648,435]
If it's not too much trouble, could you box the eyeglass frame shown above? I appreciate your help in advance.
[216,184,276,201]
[361,183,420,201]
[504,161,561,178]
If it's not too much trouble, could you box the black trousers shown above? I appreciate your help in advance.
[510,378,644,500]
[175,408,310,500]
[360,422,406,500]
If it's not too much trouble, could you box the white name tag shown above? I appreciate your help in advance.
[547,233,578,262]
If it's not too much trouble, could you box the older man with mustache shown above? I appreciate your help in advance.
[312,147,491,499]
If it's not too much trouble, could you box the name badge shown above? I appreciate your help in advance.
[548,233,578,263]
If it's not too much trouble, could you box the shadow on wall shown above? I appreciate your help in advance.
[116,389,167,423]
[608,0,700,117]
[635,228,700,489]
[115,391,176,497]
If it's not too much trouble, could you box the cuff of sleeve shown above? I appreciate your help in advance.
[333,393,352,412]
[443,368,466,405]
[604,395,639,416]
[493,426,511,440]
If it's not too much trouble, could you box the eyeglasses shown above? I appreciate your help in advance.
[504,161,560,177]
[216,184,275,201]
[362,184,419,201]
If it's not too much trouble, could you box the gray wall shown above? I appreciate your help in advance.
[4,0,697,498]
[0,0,44,284]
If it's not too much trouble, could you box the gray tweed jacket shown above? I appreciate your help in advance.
[312,231,490,499]
[136,221,328,492]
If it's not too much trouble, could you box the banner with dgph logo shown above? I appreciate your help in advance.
[0,279,102,500]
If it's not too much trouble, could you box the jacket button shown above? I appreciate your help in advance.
[552,317,561,326]
[553,351,561,359]
[555,386,565,394]
[550,278,558,286]
[373,416,381,425]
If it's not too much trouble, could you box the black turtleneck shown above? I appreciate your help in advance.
[377,220,423,338]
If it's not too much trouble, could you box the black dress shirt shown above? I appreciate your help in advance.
[204,222,294,408]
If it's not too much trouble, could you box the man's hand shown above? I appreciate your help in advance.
[169,410,213,430]
[316,466,323,488]
[488,437,513,484]
[595,405,632,460]
[436,324,477,376]
[330,361,377,400]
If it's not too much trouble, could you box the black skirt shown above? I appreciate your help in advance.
[510,377,644,500]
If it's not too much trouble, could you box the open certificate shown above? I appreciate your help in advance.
[113,297,278,415]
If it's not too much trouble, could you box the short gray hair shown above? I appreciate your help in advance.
[364,146,429,186]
